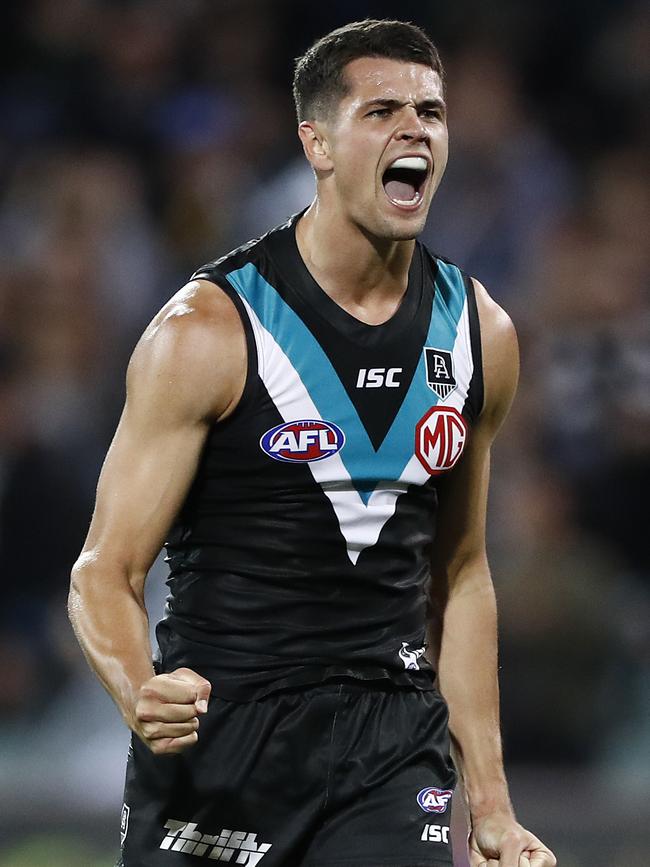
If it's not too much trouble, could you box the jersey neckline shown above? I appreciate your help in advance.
[271,211,426,347]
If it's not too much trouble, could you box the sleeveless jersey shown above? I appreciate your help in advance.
[158,213,484,701]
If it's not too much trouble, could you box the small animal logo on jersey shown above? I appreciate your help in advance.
[424,348,456,400]
[417,787,454,814]
[260,419,345,463]
[415,406,467,475]
[120,804,130,846]
[399,641,426,670]
[160,819,272,863]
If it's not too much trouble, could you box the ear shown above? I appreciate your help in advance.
[298,121,333,173]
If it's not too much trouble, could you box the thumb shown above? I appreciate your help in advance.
[171,667,212,713]
[194,678,212,714]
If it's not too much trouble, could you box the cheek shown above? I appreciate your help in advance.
[437,130,449,162]
[334,147,375,194]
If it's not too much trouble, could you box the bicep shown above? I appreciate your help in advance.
[82,401,209,586]
[430,424,491,588]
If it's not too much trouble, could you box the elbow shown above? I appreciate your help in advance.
[68,552,95,622]
[69,549,147,612]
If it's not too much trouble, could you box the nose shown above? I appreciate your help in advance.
[395,106,429,143]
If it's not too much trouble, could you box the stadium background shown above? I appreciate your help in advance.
[0,1,647,864]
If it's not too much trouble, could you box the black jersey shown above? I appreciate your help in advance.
[158,213,483,701]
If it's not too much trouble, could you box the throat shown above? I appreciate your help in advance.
[295,205,415,320]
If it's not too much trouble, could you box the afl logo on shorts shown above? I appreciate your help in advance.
[417,787,453,814]
[415,406,467,475]
[260,419,345,463]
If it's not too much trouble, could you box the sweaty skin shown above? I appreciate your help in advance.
[69,55,556,866]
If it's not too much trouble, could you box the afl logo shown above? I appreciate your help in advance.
[260,419,345,463]
[415,406,467,475]
[417,787,453,814]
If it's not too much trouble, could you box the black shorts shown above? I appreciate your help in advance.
[118,682,457,867]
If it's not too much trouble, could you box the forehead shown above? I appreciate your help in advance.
[341,56,443,106]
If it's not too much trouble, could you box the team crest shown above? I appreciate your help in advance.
[424,348,456,400]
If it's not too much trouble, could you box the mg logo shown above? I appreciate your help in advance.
[415,406,467,475]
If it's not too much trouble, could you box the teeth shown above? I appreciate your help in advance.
[389,156,428,171]
[393,195,421,206]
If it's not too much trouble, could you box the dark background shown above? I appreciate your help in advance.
[0,1,647,865]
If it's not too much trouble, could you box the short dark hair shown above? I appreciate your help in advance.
[293,19,444,123]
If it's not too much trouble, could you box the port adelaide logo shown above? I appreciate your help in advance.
[417,787,454,814]
[260,419,345,463]
[424,348,456,400]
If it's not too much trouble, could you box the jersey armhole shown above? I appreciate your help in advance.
[463,274,485,421]
[192,269,259,427]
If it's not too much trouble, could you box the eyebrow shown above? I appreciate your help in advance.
[361,97,446,112]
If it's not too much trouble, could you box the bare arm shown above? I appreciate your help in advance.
[430,280,556,867]
[68,279,245,753]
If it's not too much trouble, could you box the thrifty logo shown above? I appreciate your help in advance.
[160,820,272,864]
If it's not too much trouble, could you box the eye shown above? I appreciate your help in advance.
[367,108,391,118]
[421,108,443,121]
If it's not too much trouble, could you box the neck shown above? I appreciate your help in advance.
[295,197,415,314]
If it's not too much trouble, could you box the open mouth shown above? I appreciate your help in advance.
[382,156,429,209]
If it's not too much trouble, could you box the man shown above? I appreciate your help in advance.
[69,19,556,867]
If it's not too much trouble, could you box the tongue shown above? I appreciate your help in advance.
[385,178,417,202]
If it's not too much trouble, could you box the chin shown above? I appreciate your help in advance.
[351,201,429,243]
[378,212,428,241]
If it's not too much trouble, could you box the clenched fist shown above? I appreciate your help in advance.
[469,812,556,867]
[131,667,212,755]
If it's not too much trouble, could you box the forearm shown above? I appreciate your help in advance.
[436,563,512,822]
[68,556,155,728]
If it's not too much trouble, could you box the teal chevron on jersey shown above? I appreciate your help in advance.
[376,260,467,461]
[226,262,468,503]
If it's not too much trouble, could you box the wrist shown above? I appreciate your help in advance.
[465,780,514,824]
[117,670,153,731]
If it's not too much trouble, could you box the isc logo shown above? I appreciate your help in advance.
[260,419,345,463]
[420,824,450,843]
[356,367,402,388]
[417,787,454,814]
[415,407,467,475]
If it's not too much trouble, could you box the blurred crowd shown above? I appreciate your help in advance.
[0,0,648,842]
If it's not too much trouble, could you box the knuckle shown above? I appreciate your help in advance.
[139,684,160,701]
[149,739,164,755]
[136,706,155,723]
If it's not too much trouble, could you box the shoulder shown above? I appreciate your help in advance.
[471,278,519,434]
[128,279,246,423]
